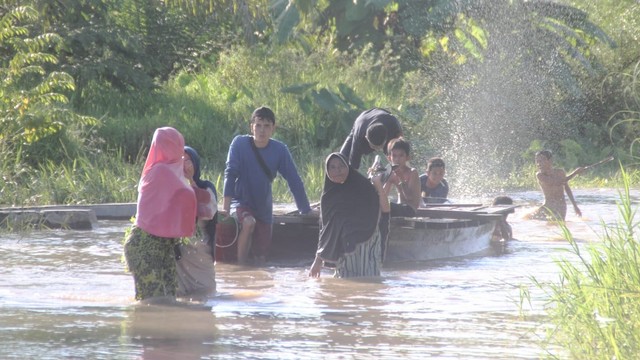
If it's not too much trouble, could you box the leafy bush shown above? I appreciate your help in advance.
[0,5,97,167]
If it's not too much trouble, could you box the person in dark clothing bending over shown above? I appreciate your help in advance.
[339,108,403,170]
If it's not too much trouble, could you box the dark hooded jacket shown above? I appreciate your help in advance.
[316,153,380,262]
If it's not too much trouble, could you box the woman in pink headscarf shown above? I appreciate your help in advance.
[123,127,197,302]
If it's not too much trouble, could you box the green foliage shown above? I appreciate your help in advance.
[271,151,324,203]
[164,0,277,47]
[94,42,403,169]
[21,0,250,108]
[522,138,620,177]
[607,59,640,162]
[400,1,619,194]
[0,149,139,206]
[1,0,639,207]
[0,5,97,166]
[531,168,640,358]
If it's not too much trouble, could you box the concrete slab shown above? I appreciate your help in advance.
[0,208,97,230]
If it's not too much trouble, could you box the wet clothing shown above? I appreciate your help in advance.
[419,175,449,204]
[317,153,383,278]
[176,230,217,297]
[235,206,272,259]
[176,146,218,297]
[124,226,179,301]
[340,108,402,169]
[223,135,311,224]
[175,191,217,297]
[335,227,382,277]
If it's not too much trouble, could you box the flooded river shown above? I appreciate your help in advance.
[0,189,636,359]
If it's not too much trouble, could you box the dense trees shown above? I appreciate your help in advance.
[0,0,638,174]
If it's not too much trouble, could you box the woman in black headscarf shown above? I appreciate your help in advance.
[175,146,218,297]
[309,152,390,278]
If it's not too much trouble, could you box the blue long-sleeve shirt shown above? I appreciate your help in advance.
[223,135,311,223]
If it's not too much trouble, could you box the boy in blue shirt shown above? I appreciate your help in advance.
[222,106,313,265]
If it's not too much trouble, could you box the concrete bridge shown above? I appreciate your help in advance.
[0,203,136,230]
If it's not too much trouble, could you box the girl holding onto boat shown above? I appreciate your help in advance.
[123,127,197,302]
[175,146,218,298]
[309,152,390,278]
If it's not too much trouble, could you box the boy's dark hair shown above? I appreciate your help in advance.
[492,195,513,206]
[387,137,411,156]
[251,106,276,124]
[427,157,445,171]
[366,123,387,147]
[535,150,552,159]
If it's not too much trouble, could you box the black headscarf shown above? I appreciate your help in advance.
[184,146,218,254]
[317,153,380,262]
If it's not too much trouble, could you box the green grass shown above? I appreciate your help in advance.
[0,149,140,206]
[2,147,637,208]
[0,146,326,207]
[526,167,640,359]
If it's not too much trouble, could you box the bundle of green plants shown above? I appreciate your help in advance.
[530,168,640,359]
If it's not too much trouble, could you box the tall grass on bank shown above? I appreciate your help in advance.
[0,146,325,207]
[2,148,636,207]
[0,150,140,206]
[530,167,640,359]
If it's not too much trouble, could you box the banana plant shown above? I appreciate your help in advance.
[280,82,366,148]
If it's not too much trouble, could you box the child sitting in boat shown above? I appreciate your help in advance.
[420,157,449,204]
[492,195,513,242]
[384,137,421,217]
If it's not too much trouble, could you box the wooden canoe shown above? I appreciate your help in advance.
[270,204,516,263]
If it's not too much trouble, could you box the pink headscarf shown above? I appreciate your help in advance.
[135,127,196,238]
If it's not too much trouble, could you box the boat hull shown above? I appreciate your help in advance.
[269,216,499,264]
[269,203,515,264]
[385,218,496,262]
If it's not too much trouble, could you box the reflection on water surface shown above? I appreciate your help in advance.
[0,189,635,359]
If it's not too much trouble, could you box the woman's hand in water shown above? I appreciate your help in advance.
[309,255,323,278]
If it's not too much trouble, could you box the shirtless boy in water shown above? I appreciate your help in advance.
[530,150,585,221]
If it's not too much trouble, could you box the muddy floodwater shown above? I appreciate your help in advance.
[1,188,636,359]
